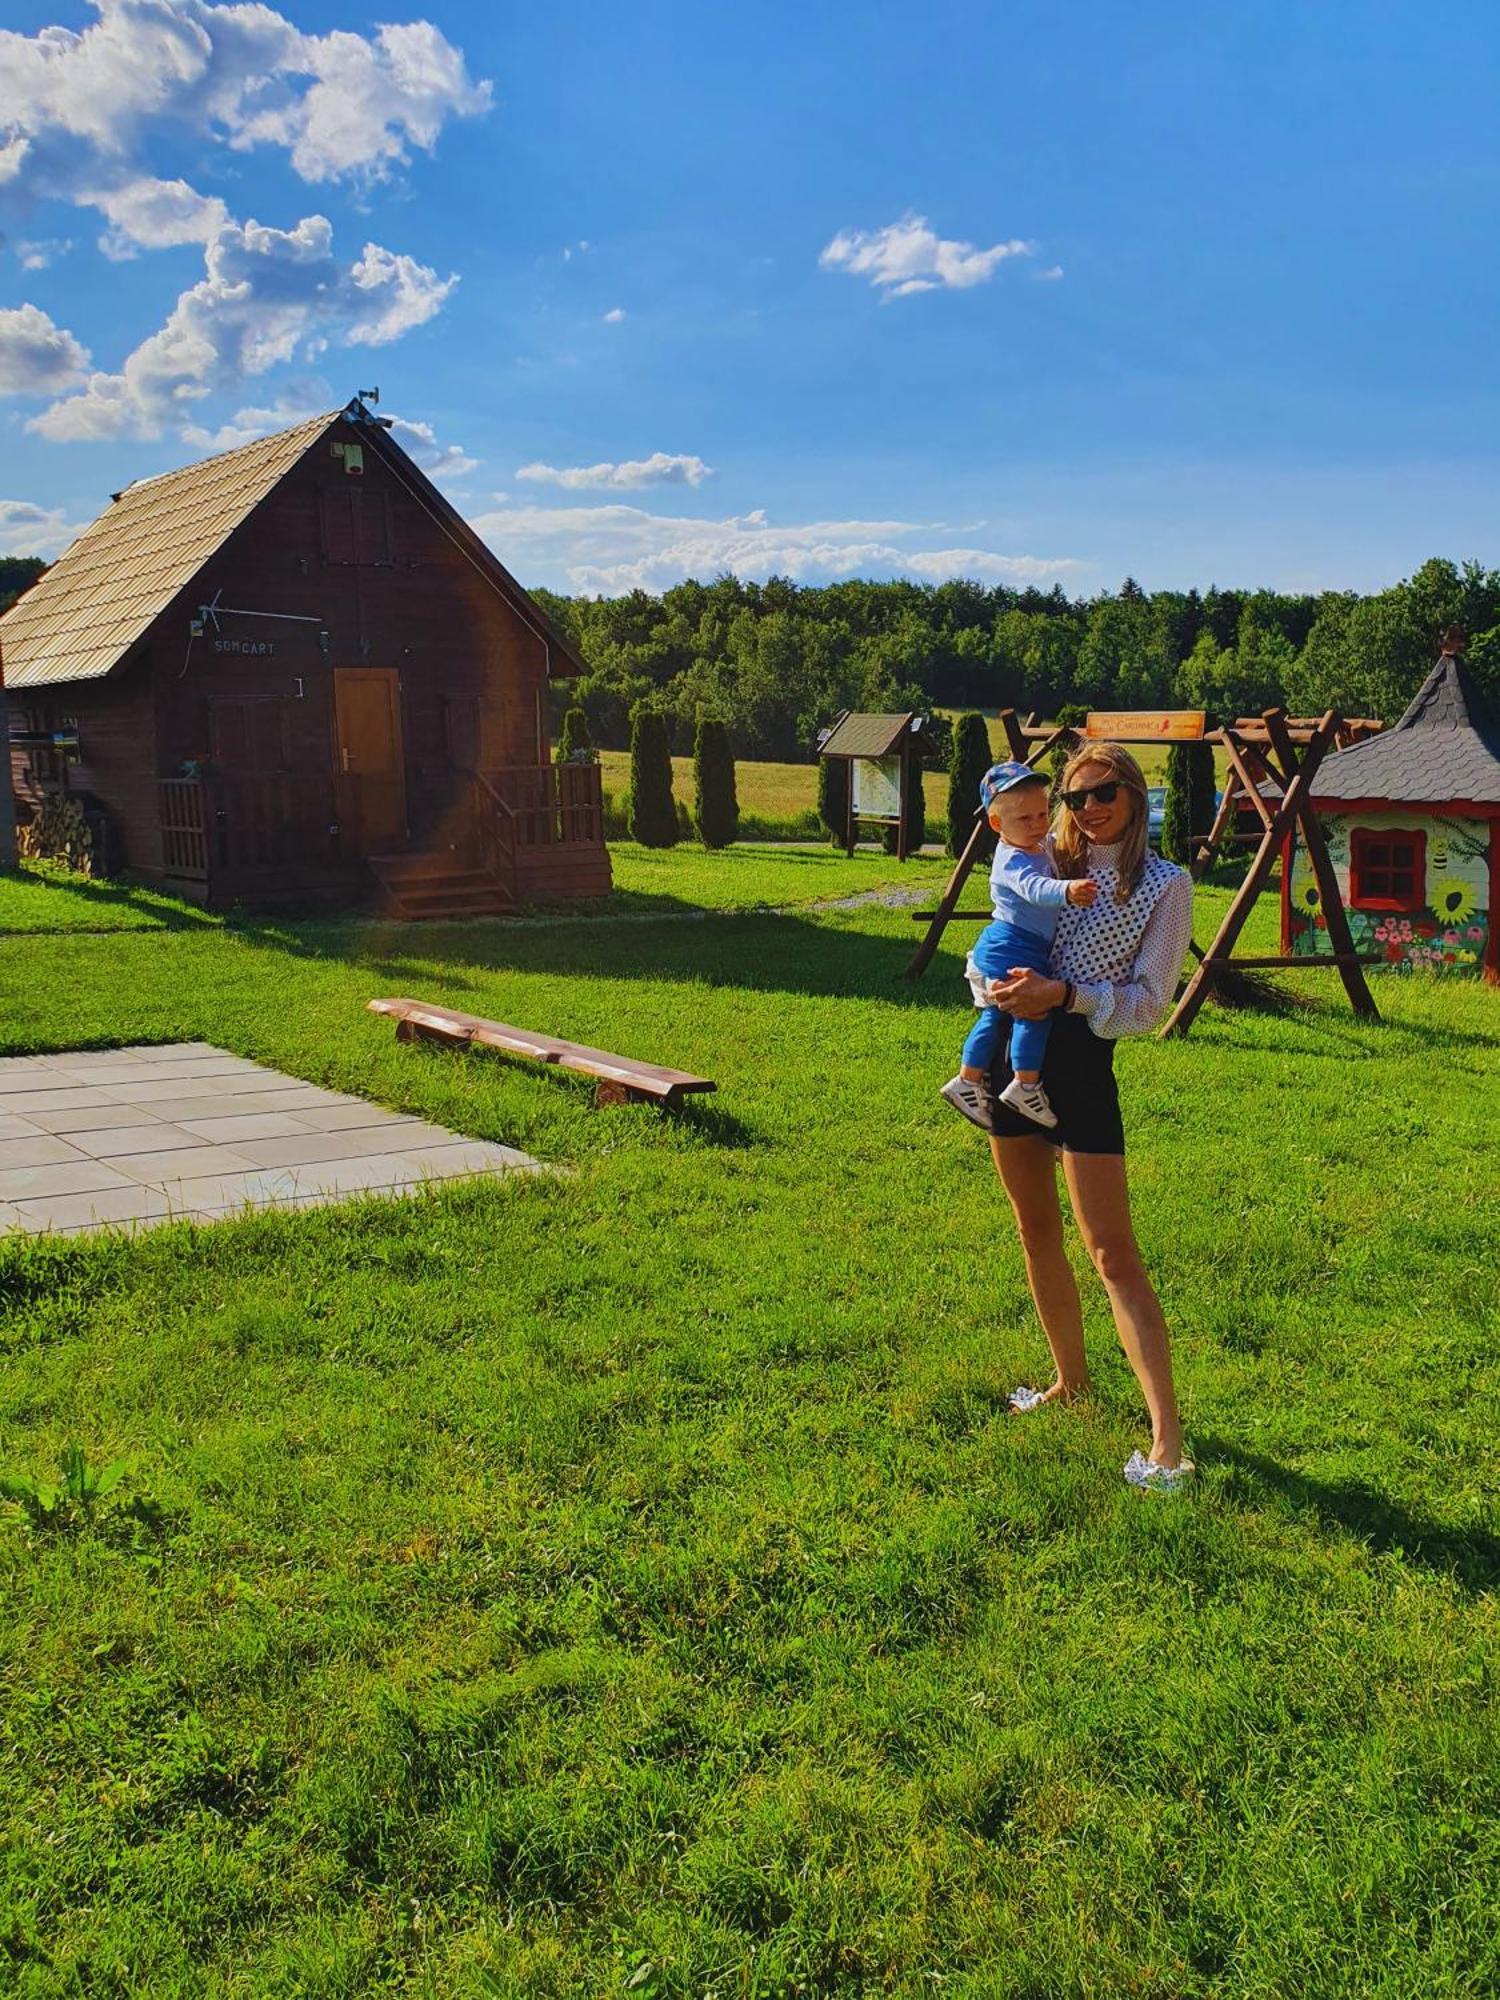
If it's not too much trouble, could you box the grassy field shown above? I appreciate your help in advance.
[0,848,1496,1996]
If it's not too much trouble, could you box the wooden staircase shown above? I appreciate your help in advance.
[368,850,516,920]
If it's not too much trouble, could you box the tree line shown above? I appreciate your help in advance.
[536,556,1500,762]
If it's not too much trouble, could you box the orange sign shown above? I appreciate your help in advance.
[1084,710,1206,741]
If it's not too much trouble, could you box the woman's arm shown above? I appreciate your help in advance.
[1068,872,1194,1038]
[987,872,1194,1033]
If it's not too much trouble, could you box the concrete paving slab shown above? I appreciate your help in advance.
[0,1086,116,1113]
[0,1159,134,1201]
[26,1101,171,1134]
[176,1111,317,1143]
[227,1126,465,1169]
[141,1088,334,1122]
[0,1114,49,1141]
[109,1042,222,1058]
[110,1145,258,1183]
[66,1124,210,1158]
[290,1102,426,1133]
[7,1186,177,1232]
[0,1136,89,1169]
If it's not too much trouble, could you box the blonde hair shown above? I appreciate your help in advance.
[1051,741,1150,901]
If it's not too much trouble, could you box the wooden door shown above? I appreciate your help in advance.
[333,669,406,852]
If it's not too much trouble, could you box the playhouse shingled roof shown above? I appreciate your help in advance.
[0,404,586,690]
[1311,649,1500,808]
[0,413,340,690]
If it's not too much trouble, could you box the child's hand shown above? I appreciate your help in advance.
[1067,877,1099,906]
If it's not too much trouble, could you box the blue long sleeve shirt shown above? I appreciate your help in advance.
[987,839,1072,942]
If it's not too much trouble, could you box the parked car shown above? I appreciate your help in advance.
[1146,786,1166,837]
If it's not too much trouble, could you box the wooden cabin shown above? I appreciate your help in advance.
[0,400,609,917]
[1283,636,1499,980]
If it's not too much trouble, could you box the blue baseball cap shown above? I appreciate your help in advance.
[979,760,1046,809]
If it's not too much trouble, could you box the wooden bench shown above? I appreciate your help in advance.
[367,997,717,1110]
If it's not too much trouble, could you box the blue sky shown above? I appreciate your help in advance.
[3,0,1498,595]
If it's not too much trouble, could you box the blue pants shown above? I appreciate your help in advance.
[962,920,1053,1076]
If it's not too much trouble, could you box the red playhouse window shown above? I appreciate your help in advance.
[1349,827,1426,911]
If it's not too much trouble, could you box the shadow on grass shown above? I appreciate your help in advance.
[0,865,220,935]
[1208,1436,1500,1594]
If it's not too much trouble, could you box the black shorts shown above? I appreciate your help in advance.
[988,1008,1125,1156]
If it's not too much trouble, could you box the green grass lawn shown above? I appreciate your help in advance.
[0,847,1497,1997]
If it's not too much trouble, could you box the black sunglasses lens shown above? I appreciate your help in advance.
[1062,781,1120,809]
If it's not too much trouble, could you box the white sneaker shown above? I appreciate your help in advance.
[998,1076,1058,1129]
[939,1074,994,1132]
[1123,1450,1197,1493]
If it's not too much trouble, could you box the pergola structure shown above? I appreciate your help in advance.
[903,705,1387,1039]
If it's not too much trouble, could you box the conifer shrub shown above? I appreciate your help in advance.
[556,705,595,764]
[693,714,739,848]
[947,711,995,860]
[628,705,678,847]
[817,754,848,848]
[1162,741,1192,862]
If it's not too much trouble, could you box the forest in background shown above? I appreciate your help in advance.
[535,556,1500,762]
[7,552,1500,765]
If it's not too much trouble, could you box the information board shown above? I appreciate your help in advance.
[851,754,903,821]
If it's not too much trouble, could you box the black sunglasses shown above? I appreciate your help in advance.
[1060,780,1121,811]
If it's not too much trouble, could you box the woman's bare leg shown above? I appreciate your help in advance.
[1062,1151,1184,1463]
[990,1136,1090,1398]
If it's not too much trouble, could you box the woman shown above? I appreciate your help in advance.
[983,741,1196,1491]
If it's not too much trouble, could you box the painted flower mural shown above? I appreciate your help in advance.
[1433,879,1477,925]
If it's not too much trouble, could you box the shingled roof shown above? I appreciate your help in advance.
[0,403,586,690]
[0,412,339,690]
[1312,649,1500,808]
[818,712,919,759]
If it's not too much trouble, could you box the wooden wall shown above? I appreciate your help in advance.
[13,415,584,907]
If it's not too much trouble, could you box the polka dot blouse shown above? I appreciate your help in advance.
[1051,840,1195,1039]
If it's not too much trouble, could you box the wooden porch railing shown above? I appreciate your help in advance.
[481,763,603,847]
[158,773,336,880]
[158,779,209,878]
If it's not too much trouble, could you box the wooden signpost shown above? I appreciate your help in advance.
[903,704,1384,1040]
[818,711,927,860]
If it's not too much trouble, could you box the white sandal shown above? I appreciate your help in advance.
[1007,1385,1049,1413]
[1123,1449,1196,1492]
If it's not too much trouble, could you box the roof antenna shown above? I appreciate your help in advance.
[357,386,380,405]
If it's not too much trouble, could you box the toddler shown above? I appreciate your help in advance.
[939,761,1097,1131]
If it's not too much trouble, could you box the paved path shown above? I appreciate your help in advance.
[0,1044,541,1237]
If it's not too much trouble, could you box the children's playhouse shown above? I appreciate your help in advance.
[1283,636,1499,981]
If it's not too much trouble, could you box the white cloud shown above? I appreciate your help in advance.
[468,498,1081,595]
[15,236,70,269]
[89,175,229,259]
[29,215,454,440]
[1,5,481,441]
[179,389,324,451]
[819,212,1034,297]
[602,306,625,323]
[0,4,491,194]
[0,302,90,395]
[516,452,715,492]
[1032,264,1064,282]
[0,497,87,557]
[384,413,476,479]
